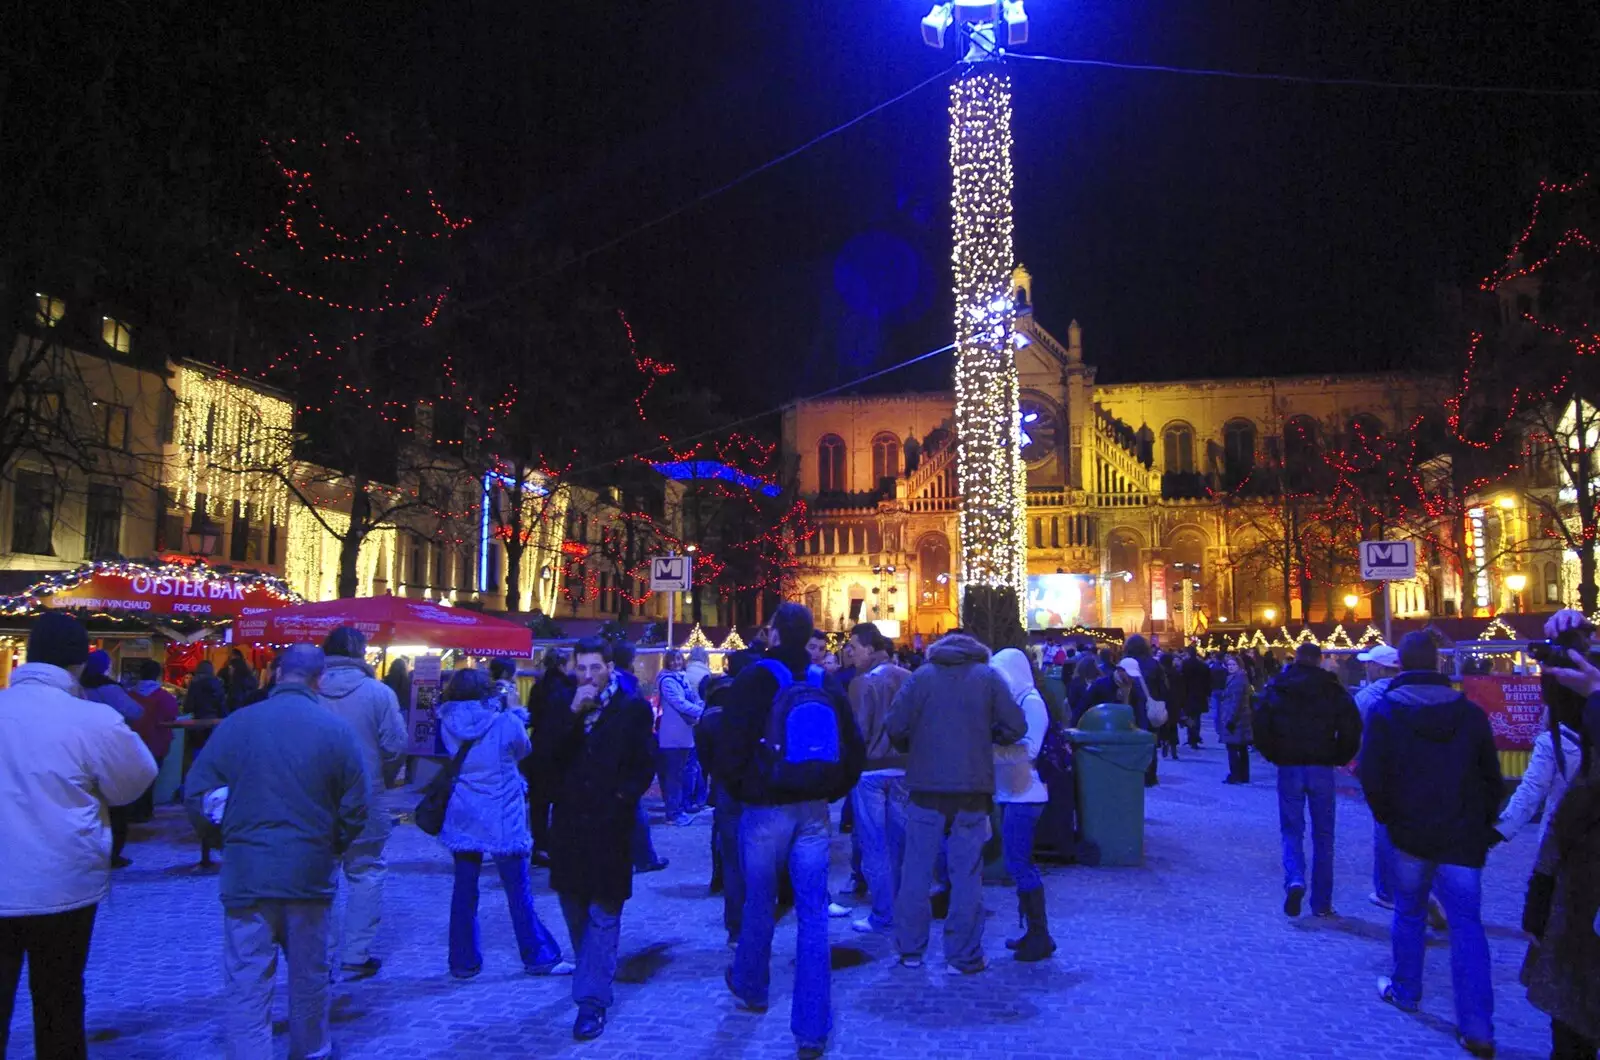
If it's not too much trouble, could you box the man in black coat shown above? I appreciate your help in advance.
[1180,647,1211,749]
[1254,641,1362,918]
[532,637,656,1043]
[525,650,574,868]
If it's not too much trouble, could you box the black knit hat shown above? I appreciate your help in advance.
[27,612,91,669]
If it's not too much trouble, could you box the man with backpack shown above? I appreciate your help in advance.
[721,603,865,1060]
[887,632,1026,975]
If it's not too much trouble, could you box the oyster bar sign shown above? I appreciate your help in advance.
[41,571,291,618]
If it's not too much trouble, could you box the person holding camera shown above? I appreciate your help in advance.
[1360,632,1502,1058]
[1521,609,1600,1059]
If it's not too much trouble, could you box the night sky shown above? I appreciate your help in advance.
[145,2,1600,402]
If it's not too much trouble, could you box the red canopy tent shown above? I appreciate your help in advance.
[233,596,532,656]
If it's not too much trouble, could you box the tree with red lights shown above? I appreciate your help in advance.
[228,133,474,598]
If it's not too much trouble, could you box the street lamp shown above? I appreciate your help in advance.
[184,508,222,559]
[1263,607,1277,624]
[921,0,1030,621]
[1505,572,1528,613]
[1342,592,1359,624]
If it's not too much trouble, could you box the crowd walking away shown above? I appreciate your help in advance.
[7,607,1600,1060]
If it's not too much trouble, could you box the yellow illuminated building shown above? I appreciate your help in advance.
[784,268,1566,640]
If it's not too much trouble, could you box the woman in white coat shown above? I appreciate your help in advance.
[991,647,1056,962]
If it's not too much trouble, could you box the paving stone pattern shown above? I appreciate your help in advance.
[5,749,1554,1059]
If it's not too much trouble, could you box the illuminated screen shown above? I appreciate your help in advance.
[1026,574,1096,631]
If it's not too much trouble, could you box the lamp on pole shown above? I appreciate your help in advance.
[1505,572,1527,614]
[1342,592,1359,624]
[921,1,1031,625]
[184,507,222,561]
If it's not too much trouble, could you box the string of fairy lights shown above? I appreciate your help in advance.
[949,68,1027,612]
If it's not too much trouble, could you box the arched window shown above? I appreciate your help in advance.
[1168,529,1207,620]
[1223,420,1257,483]
[818,434,846,492]
[1283,415,1319,489]
[917,533,951,608]
[871,432,901,486]
[1348,414,1384,452]
[1107,530,1141,609]
[1162,422,1195,473]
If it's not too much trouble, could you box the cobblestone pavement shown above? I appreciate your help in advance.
[6,747,1556,1059]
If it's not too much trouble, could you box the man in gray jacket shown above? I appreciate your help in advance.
[318,626,407,979]
[186,644,367,1060]
[887,632,1026,973]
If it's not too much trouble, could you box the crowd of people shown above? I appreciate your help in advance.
[0,605,1597,1060]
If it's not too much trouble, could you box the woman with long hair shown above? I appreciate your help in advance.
[437,667,571,978]
[1217,654,1253,784]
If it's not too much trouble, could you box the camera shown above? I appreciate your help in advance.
[1528,625,1596,670]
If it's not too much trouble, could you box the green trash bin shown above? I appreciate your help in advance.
[1068,703,1156,867]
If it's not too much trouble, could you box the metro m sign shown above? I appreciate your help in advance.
[1360,540,1416,581]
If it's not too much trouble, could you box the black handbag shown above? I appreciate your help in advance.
[1522,871,1556,938]
[414,738,476,836]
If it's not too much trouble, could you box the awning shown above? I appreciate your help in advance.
[234,595,533,656]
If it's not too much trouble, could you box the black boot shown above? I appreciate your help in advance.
[1013,888,1056,962]
[1005,895,1026,950]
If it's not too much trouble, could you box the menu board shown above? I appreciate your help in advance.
[408,655,445,756]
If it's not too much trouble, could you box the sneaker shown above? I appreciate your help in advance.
[450,965,483,981]
[946,958,989,976]
[528,959,575,976]
[573,1004,606,1041]
[341,958,381,980]
[633,858,669,874]
[1313,909,1337,919]
[111,855,133,869]
[1369,892,1396,911]
[851,918,890,935]
[725,967,768,1013]
[1457,1033,1495,1058]
[1284,884,1305,918]
[827,902,850,918]
[798,1045,825,1060]
[1377,975,1417,1013]
[898,955,924,969]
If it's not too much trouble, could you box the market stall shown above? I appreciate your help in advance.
[234,595,535,756]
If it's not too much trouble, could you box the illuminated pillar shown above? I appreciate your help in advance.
[949,67,1026,611]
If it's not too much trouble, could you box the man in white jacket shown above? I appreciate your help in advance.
[317,626,407,979]
[0,612,157,1059]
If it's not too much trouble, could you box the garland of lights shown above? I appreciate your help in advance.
[0,560,301,617]
[949,69,1026,611]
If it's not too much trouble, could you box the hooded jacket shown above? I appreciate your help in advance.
[0,663,158,915]
[991,648,1048,804]
[656,668,703,750]
[887,634,1027,795]
[438,696,533,856]
[1359,671,1503,867]
[318,656,407,842]
[1253,662,1362,767]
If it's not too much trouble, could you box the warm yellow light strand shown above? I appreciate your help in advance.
[949,69,1026,610]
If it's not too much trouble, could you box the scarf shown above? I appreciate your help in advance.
[582,673,622,733]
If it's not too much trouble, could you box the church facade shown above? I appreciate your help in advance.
[782,268,1559,642]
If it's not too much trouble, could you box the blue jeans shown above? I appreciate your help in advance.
[1001,802,1044,893]
[1390,853,1493,1042]
[1373,821,1396,903]
[449,853,561,975]
[630,803,660,869]
[851,773,908,930]
[715,788,745,939]
[657,747,690,819]
[684,749,708,808]
[557,893,623,1009]
[732,801,832,1049]
[1277,765,1336,912]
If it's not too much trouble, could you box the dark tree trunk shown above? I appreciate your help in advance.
[336,484,371,599]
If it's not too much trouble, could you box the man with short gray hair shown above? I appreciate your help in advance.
[187,644,368,1060]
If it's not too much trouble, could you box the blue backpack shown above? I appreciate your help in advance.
[754,659,847,797]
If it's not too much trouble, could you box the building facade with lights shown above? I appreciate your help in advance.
[784,269,1568,641]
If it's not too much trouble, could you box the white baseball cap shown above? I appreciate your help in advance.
[1357,644,1401,668]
